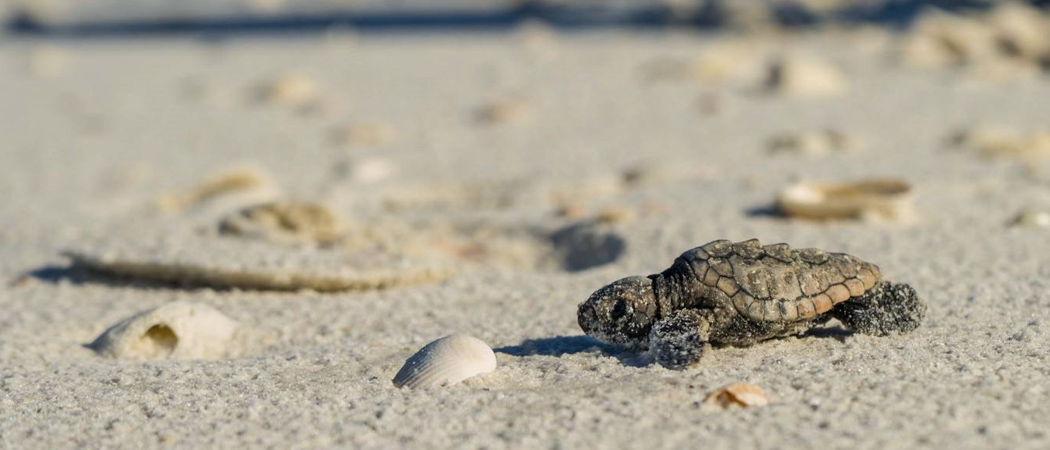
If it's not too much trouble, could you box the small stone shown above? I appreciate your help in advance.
[703,383,770,409]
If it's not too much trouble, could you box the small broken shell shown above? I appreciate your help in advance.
[477,99,531,125]
[766,129,857,157]
[765,55,847,97]
[219,201,344,246]
[704,383,769,409]
[1011,210,1050,228]
[776,178,914,222]
[89,302,240,360]
[258,73,320,108]
[393,335,497,389]
[156,165,281,216]
[949,125,1050,161]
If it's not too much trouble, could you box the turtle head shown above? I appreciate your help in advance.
[577,276,659,350]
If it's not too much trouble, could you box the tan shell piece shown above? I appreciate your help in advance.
[156,165,281,218]
[766,129,858,157]
[219,201,344,246]
[704,383,769,409]
[691,239,882,322]
[776,178,915,223]
[89,302,240,360]
[764,55,847,97]
[65,232,452,292]
[949,125,1050,161]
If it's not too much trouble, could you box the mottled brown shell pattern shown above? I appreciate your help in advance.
[681,239,882,323]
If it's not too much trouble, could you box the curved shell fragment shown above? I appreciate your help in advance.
[89,302,240,360]
[393,335,497,389]
[776,178,914,223]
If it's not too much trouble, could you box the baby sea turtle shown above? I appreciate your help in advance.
[577,239,926,369]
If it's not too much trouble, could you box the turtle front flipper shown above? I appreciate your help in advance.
[832,281,926,336]
[649,310,711,369]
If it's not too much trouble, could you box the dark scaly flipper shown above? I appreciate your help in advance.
[649,309,711,369]
[832,281,926,335]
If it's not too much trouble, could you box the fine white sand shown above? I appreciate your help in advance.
[2,29,1050,449]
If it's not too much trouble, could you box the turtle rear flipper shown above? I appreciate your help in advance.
[649,310,711,369]
[832,281,926,336]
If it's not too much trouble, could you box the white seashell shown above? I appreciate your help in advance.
[393,335,497,388]
[776,178,914,223]
[89,302,240,360]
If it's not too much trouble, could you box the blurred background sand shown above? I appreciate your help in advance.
[1,1,1049,449]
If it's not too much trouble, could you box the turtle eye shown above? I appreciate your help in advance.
[612,299,631,318]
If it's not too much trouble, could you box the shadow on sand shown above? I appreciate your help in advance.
[13,263,216,291]
[495,335,653,367]
[496,326,855,368]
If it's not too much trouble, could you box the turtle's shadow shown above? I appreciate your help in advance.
[803,325,855,342]
[498,327,856,368]
[495,335,651,368]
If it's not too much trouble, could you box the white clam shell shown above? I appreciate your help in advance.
[393,335,497,389]
[89,302,240,360]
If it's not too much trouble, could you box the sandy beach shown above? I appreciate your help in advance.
[2,3,1050,448]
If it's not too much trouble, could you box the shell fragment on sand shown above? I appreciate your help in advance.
[393,335,497,389]
[156,165,281,216]
[1011,210,1050,228]
[219,201,345,246]
[765,55,847,97]
[704,383,769,409]
[89,302,239,360]
[766,129,858,157]
[477,99,531,125]
[776,178,915,223]
[65,232,452,292]
[898,4,1050,72]
[948,125,1050,161]
[257,73,320,108]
